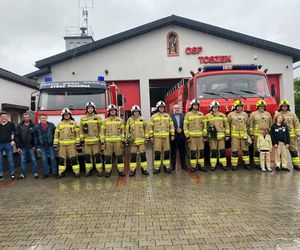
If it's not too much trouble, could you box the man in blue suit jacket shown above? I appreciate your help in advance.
[170,104,187,170]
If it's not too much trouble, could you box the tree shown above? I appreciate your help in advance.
[294,77,300,117]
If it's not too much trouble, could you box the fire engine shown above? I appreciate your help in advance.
[30,76,124,123]
[165,64,278,115]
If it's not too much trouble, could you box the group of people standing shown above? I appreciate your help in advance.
[0,98,299,180]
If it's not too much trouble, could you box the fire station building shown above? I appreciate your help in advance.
[25,15,300,118]
[0,67,38,125]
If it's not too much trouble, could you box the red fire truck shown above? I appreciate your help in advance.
[30,76,124,123]
[165,65,278,115]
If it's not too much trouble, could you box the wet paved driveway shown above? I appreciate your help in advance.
[0,167,300,250]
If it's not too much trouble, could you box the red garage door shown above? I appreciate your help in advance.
[113,80,140,111]
[267,74,280,104]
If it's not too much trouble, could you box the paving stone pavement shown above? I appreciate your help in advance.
[0,164,300,250]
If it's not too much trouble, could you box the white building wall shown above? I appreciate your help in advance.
[37,25,295,117]
[0,78,35,108]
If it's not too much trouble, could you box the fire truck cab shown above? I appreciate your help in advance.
[30,76,124,124]
[165,65,278,115]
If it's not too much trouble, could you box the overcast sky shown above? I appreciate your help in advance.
[1,0,300,77]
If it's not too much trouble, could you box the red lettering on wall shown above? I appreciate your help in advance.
[198,55,232,64]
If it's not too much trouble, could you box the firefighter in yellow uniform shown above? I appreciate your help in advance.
[204,100,230,171]
[227,100,251,170]
[80,102,103,177]
[125,105,149,176]
[149,101,174,174]
[273,100,300,171]
[101,104,125,177]
[249,99,272,168]
[54,108,80,178]
[184,99,207,172]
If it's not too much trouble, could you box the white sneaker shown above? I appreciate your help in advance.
[261,168,267,172]
[266,167,272,172]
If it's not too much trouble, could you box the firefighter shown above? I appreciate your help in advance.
[204,100,230,171]
[80,102,103,177]
[54,108,80,178]
[273,100,300,171]
[184,99,206,172]
[227,99,251,170]
[125,105,149,176]
[101,104,125,177]
[149,101,174,174]
[249,99,272,168]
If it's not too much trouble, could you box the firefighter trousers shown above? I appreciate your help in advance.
[188,136,204,168]
[84,143,102,173]
[104,141,124,173]
[209,138,226,168]
[231,137,250,167]
[58,144,79,175]
[252,136,260,166]
[288,137,300,167]
[153,137,170,170]
[129,144,147,171]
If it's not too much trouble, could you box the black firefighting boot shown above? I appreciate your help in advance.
[105,170,112,178]
[118,170,125,177]
[190,167,197,172]
[245,164,253,170]
[141,168,149,175]
[163,166,172,174]
[153,167,160,175]
[129,169,136,177]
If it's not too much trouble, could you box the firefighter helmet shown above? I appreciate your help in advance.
[256,99,267,109]
[279,100,290,111]
[61,108,74,121]
[156,101,166,108]
[107,104,117,111]
[85,102,96,109]
[131,105,141,113]
[190,99,200,110]
[233,99,244,108]
[61,107,72,116]
[210,100,220,111]
[85,102,96,114]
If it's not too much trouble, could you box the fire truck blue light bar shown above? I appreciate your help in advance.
[202,64,258,72]
[44,76,52,83]
[98,75,105,81]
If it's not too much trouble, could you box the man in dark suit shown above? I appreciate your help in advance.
[170,104,187,170]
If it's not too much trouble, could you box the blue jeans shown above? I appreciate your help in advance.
[21,148,38,176]
[0,143,15,176]
[40,146,57,176]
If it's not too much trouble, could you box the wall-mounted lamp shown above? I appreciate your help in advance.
[286,65,289,69]
[105,69,109,75]
[264,68,268,73]
[72,71,75,75]
[178,67,182,72]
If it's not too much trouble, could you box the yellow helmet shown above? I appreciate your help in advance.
[256,99,267,109]
[279,100,290,110]
[233,99,243,108]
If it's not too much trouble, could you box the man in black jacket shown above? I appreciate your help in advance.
[170,104,187,170]
[0,111,16,180]
[15,112,38,178]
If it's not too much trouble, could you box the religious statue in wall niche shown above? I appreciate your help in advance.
[167,32,179,56]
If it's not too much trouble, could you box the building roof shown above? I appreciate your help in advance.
[24,67,51,79]
[0,67,39,89]
[30,15,300,75]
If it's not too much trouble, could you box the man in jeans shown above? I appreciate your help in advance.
[0,111,16,180]
[35,114,57,179]
[15,112,39,179]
